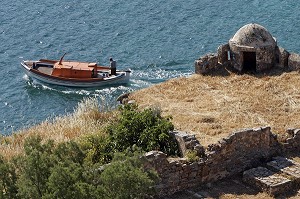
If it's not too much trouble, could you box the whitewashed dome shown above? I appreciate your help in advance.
[230,23,276,48]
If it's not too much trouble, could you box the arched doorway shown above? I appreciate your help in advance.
[243,52,256,72]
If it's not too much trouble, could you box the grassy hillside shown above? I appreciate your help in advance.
[0,98,117,159]
[130,69,300,146]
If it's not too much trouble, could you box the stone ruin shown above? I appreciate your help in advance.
[144,127,300,197]
[195,23,300,74]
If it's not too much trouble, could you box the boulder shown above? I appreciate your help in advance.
[288,53,300,70]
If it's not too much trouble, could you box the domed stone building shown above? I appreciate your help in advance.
[228,23,277,72]
[195,23,299,74]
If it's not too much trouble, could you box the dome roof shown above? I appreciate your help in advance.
[230,23,276,48]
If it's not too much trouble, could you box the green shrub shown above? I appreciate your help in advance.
[80,133,113,165]
[53,140,86,166]
[99,150,158,199]
[12,135,159,199]
[44,163,97,199]
[81,104,179,164]
[107,104,179,156]
[185,150,200,162]
[0,155,18,199]
[16,136,55,199]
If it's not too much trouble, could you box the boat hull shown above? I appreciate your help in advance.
[21,61,130,87]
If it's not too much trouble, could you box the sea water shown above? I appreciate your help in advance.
[0,0,300,134]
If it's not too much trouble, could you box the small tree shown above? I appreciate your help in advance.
[53,140,86,166]
[0,155,18,199]
[99,151,158,199]
[44,163,97,199]
[80,133,113,165]
[16,136,55,199]
[82,104,179,164]
[44,141,98,199]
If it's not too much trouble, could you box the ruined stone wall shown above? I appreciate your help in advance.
[202,127,279,182]
[194,53,218,74]
[143,126,300,197]
[171,131,204,157]
[282,128,300,152]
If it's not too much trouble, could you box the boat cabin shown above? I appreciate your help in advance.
[51,61,99,78]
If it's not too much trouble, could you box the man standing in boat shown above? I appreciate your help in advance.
[110,57,117,76]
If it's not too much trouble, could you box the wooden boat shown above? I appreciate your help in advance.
[21,55,131,87]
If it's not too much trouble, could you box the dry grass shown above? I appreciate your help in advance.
[130,69,300,147]
[219,193,273,199]
[0,97,117,159]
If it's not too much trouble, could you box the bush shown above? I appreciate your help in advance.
[80,133,112,165]
[185,150,200,162]
[16,136,55,199]
[53,140,86,166]
[81,104,179,164]
[0,155,18,199]
[10,135,158,199]
[99,150,158,199]
[107,105,179,156]
[44,163,97,199]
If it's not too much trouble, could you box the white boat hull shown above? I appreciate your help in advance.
[21,61,130,88]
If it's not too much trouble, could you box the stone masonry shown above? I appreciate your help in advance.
[143,126,300,197]
[243,166,293,196]
[267,157,300,183]
[142,126,300,197]
[288,53,300,71]
[171,131,204,157]
[194,53,219,74]
[242,156,300,196]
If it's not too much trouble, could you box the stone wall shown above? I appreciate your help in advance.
[255,47,276,71]
[143,126,300,197]
[194,45,300,73]
[282,128,300,152]
[171,131,204,157]
[217,43,230,66]
[194,53,218,74]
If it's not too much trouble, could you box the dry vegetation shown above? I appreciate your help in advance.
[130,69,300,147]
[0,97,117,159]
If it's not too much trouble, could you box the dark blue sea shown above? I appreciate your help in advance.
[0,0,299,134]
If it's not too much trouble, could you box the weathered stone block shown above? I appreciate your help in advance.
[195,53,218,74]
[243,167,293,196]
[275,46,289,68]
[172,131,204,157]
[217,43,230,66]
[288,53,300,70]
[267,157,300,183]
